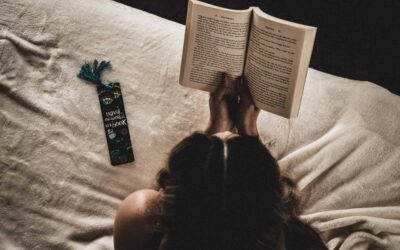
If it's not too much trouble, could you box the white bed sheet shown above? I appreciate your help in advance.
[0,0,399,249]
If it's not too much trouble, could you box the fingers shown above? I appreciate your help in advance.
[219,73,238,108]
[237,76,253,106]
[213,72,230,100]
[226,94,238,122]
[223,73,230,88]
[213,74,256,108]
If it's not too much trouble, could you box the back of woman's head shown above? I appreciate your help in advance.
[156,132,326,250]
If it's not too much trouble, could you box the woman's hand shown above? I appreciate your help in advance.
[205,73,238,135]
[236,76,260,136]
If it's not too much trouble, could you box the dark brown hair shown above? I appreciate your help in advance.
[156,132,327,250]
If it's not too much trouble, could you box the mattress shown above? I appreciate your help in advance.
[0,0,399,249]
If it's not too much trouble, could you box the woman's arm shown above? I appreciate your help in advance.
[236,76,260,136]
[205,73,238,134]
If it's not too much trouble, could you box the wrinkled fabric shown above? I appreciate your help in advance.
[0,0,399,249]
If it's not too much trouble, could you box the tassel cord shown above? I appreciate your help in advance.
[77,60,118,88]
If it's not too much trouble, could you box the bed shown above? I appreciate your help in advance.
[0,0,399,249]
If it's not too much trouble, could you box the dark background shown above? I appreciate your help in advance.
[115,0,400,96]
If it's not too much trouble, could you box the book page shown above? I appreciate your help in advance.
[180,0,252,93]
[244,8,316,117]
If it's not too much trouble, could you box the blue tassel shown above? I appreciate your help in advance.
[77,60,118,88]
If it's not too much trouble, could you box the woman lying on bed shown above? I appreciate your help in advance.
[113,74,327,250]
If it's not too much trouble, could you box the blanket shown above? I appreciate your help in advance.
[0,0,399,249]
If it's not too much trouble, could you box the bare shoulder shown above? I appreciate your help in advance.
[120,189,161,215]
[114,189,161,250]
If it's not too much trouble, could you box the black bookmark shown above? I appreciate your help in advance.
[77,60,134,166]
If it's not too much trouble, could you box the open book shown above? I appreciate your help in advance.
[179,0,317,118]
